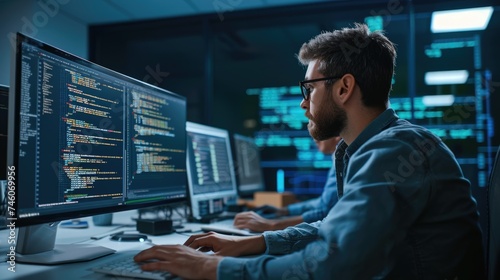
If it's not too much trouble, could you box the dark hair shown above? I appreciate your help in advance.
[298,23,396,109]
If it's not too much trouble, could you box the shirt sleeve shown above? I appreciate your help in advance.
[217,138,431,279]
[287,197,320,217]
[217,221,322,280]
[263,221,322,255]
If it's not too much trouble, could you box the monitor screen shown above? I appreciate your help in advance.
[232,133,265,198]
[186,122,238,221]
[0,85,7,181]
[9,33,187,228]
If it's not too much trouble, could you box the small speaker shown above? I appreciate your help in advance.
[136,219,174,236]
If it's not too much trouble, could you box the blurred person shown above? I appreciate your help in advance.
[233,136,341,232]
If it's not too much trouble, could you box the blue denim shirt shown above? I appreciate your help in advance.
[288,157,339,223]
[218,109,484,279]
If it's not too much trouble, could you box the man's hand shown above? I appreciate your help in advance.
[234,211,277,232]
[184,231,266,257]
[134,244,220,280]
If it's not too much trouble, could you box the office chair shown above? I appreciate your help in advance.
[489,145,500,280]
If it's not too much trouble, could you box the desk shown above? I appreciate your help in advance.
[0,210,206,279]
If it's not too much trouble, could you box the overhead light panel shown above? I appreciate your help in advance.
[431,6,493,33]
[422,95,455,107]
[425,70,469,85]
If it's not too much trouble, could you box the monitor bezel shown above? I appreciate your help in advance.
[8,33,187,227]
[0,84,8,181]
[185,121,238,220]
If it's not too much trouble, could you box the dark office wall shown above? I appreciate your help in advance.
[89,0,499,140]
[89,0,499,243]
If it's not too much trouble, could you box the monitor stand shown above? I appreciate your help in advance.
[15,222,116,265]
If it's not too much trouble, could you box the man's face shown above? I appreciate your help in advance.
[301,60,347,141]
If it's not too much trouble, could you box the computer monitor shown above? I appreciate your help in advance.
[0,85,7,181]
[0,85,7,227]
[8,33,187,264]
[232,133,265,198]
[185,122,238,222]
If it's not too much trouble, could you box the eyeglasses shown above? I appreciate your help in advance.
[299,76,342,100]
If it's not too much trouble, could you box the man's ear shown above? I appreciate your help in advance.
[337,74,356,104]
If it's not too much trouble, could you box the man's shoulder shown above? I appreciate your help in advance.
[354,121,447,161]
[372,121,441,147]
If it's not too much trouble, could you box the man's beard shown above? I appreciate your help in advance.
[308,98,347,141]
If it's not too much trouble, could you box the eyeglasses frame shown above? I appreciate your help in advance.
[299,76,342,100]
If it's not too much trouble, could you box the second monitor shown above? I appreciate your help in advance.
[232,133,265,199]
[186,122,238,222]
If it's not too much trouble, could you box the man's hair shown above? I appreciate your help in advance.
[298,23,396,109]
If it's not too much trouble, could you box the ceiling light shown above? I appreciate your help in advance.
[422,95,455,107]
[431,6,493,33]
[425,70,469,85]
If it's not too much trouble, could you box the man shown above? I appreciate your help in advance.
[135,23,485,279]
[233,136,341,232]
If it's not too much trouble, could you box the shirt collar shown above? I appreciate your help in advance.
[336,108,399,159]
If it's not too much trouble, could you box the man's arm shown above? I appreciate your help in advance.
[135,138,435,280]
[234,211,304,231]
[234,164,338,231]
[269,216,305,230]
[218,139,431,279]
[134,233,268,280]
[134,221,322,279]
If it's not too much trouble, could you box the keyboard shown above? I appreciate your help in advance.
[92,253,175,280]
[200,219,259,236]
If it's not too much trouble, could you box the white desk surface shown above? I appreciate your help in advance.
[0,210,207,279]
